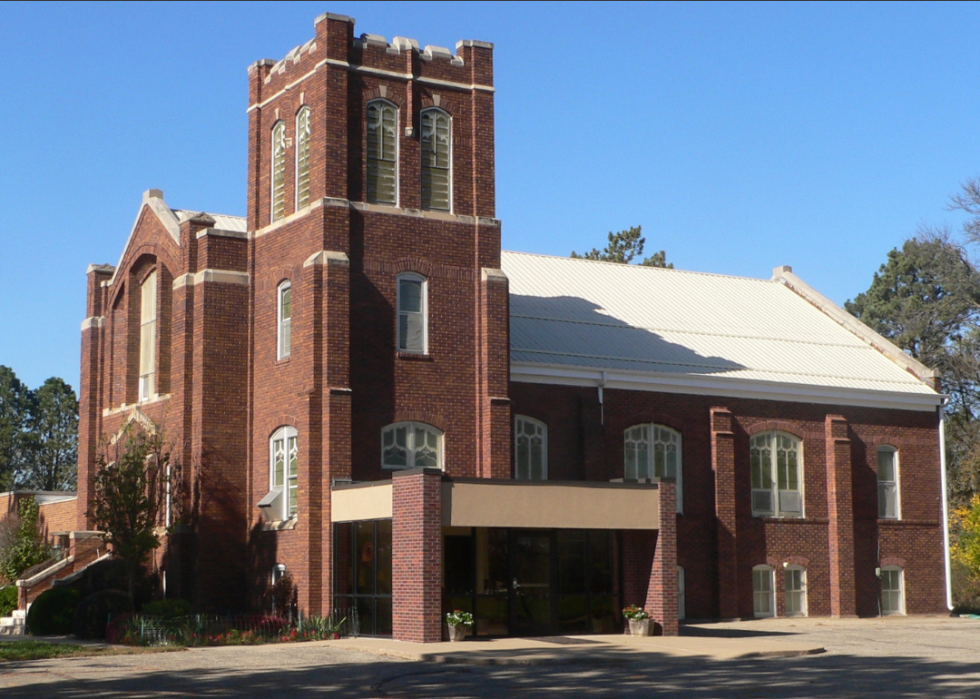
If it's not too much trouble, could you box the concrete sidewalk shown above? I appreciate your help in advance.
[332,632,825,665]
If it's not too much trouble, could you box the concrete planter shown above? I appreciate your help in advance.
[447,623,469,642]
[628,618,651,636]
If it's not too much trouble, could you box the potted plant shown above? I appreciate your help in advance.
[623,604,650,636]
[445,609,474,642]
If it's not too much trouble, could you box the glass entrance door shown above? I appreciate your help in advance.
[510,530,553,636]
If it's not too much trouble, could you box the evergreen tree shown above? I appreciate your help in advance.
[571,225,674,268]
[0,366,29,492]
[23,378,78,491]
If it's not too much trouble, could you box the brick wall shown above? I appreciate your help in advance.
[511,382,947,619]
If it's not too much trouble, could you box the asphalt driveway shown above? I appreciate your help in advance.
[1,615,978,698]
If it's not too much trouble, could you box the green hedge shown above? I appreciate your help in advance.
[26,586,83,635]
[73,590,134,640]
[0,586,17,618]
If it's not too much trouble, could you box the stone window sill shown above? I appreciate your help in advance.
[261,517,299,532]
[397,351,433,362]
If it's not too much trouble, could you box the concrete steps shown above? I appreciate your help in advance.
[0,609,26,636]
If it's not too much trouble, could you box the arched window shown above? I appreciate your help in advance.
[270,426,299,519]
[420,108,451,211]
[750,431,803,518]
[138,270,157,401]
[877,446,900,519]
[397,273,427,353]
[514,416,547,480]
[752,565,775,618]
[295,107,312,209]
[624,424,682,513]
[366,101,398,205]
[277,281,292,360]
[382,422,442,470]
[271,121,287,221]
[784,565,807,617]
[881,566,905,615]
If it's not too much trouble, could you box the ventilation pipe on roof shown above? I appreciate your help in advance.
[597,376,604,424]
[940,400,953,611]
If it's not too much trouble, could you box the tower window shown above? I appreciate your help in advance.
[420,109,451,211]
[397,273,426,353]
[367,101,398,205]
[278,281,292,360]
[295,107,311,209]
[271,121,287,221]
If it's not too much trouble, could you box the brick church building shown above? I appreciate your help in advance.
[70,12,949,641]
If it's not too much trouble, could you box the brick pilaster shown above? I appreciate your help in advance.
[826,414,857,617]
[306,251,352,615]
[392,468,443,643]
[649,480,678,635]
[478,268,510,479]
[77,265,113,530]
[711,407,738,618]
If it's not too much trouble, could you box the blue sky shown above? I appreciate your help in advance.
[2,1,980,391]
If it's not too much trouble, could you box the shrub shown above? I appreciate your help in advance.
[141,598,192,618]
[0,499,51,583]
[26,586,83,635]
[74,558,157,607]
[72,590,134,640]
[0,585,17,617]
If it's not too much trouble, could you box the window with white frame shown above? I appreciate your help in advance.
[881,567,905,615]
[271,121,287,221]
[397,273,427,353]
[753,565,775,618]
[295,106,311,209]
[277,281,292,360]
[877,446,900,519]
[420,108,451,211]
[750,431,803,518]
[677,566,686,621]
[514,416,547,480]
[624,424,683,513]
[366,101,397,205]
[270,426,299,519]
[138,270,157,401]
[784,566,807,616]
[382,422,442,470]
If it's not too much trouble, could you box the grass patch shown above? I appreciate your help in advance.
[0,640,181,662]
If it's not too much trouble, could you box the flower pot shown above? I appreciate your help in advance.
[447,623,468,642]
[332,632,341,640]
[628,618,650,636]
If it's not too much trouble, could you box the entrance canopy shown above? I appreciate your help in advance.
[332,477,662,530]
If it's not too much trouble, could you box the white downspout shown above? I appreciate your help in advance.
[939,403,953,610]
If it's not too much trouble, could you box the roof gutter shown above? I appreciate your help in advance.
[511,363,944,413]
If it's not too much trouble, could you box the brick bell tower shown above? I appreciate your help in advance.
[244,13,510,615]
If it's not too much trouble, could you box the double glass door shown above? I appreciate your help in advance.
[444,528,618,637]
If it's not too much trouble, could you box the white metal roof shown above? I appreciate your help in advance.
[173,210,247,233]
[501,251,941,410]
